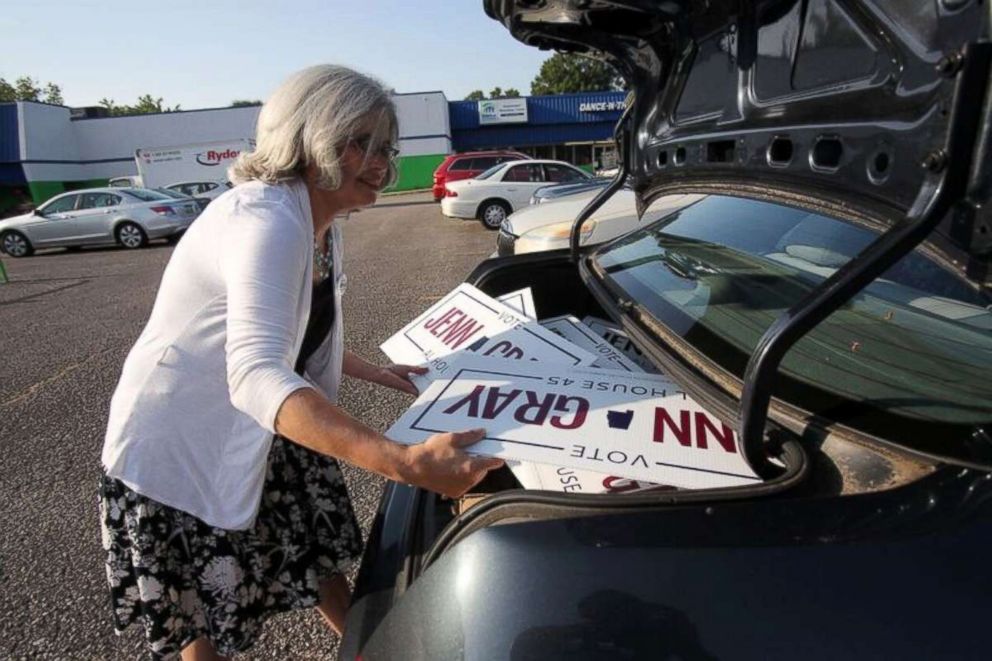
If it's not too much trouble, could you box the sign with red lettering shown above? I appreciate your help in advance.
[380,284,595,390]
[387,357,761,489]
[511,314,654,492]
[496,288,537,320]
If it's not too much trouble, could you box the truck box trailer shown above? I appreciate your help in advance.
[110,139,253,189]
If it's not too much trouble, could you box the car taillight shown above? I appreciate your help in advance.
[150,205,176,216]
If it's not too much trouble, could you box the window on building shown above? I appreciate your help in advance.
[533,145,554,160]
[573,144,593,167]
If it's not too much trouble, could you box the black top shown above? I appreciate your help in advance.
[294,275,336,375]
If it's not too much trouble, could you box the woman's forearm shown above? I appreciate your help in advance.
[274,387,410,482]
[342,349,379,381]
[272,386,504,498]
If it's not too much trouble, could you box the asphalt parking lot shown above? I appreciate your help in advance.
[0,191,496,660]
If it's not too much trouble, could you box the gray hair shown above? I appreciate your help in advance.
[230,64,398,190]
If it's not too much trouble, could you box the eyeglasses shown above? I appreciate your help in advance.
[348,134,400,161]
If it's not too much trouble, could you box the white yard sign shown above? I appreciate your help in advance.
[541,315,644,373]
[387,357,761,489]
[380,284,595,390]
[582,316,660,374]
[496,288,537,320]
[507,459,667,494]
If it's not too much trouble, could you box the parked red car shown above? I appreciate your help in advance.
[432,150,530,201]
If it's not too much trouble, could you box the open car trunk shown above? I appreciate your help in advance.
[381,249,937,588]
[341,251,990,661]
[342,1,992,657]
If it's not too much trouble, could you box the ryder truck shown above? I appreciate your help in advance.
[109,139,253,189]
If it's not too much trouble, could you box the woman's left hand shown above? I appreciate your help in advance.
[374,364,427,395]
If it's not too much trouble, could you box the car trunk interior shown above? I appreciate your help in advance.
[401,250,787,576]
[400,249,940,581]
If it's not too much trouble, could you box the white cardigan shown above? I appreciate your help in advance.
[102,178,345,530]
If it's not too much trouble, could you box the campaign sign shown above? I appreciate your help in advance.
[582,316,660,374]
[516,314,650,492]
[381,284,595,390]
[507,459,667,494]
[541,315,643,373]
[496,288,537,320]
[387,357,761,489]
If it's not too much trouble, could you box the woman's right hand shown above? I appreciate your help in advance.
[401,428,504,498]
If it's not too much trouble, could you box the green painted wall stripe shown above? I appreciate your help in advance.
[28,181,66,205]
[388,153,444,192]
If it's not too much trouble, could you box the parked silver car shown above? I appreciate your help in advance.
[0,187,198,257]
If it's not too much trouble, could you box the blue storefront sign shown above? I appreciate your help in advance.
[450,90,626,151]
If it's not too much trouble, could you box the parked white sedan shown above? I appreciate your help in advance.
[163,180,232,202]
[496,188,705,256]
[440,159,592,229]
[0,187,199,257]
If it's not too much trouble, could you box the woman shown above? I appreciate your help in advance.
[99,64,502,660]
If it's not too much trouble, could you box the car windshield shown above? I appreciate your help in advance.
[475,165,504,180]
[123,188,171,202]
[592,194,992,454]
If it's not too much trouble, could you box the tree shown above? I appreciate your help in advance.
[43,82,63,106]
[465,87,522,101]
[230,99,261,107]
[14,77,42,101]
[0,76,63,104]
[98,94,181,116]
[530,52,624,96]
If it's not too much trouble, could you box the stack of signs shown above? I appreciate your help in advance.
[508,314,663,493]
[386,356,761,490]
[496,288,536,319]
[582,316,658,373]
[379,284,596,392]
[541,315,643,373]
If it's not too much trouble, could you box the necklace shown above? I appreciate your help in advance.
[314,234,333,281]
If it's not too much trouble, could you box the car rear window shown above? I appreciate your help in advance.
[124,189,171,202]
[475,164,504,180]
[592,194,992,456]
[448,158,473,171]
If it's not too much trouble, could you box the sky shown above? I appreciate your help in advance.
[0,0,551,109]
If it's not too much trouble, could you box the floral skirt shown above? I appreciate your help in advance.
[98,436,363,659]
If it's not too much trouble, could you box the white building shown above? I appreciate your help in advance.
[0,92,451,209]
